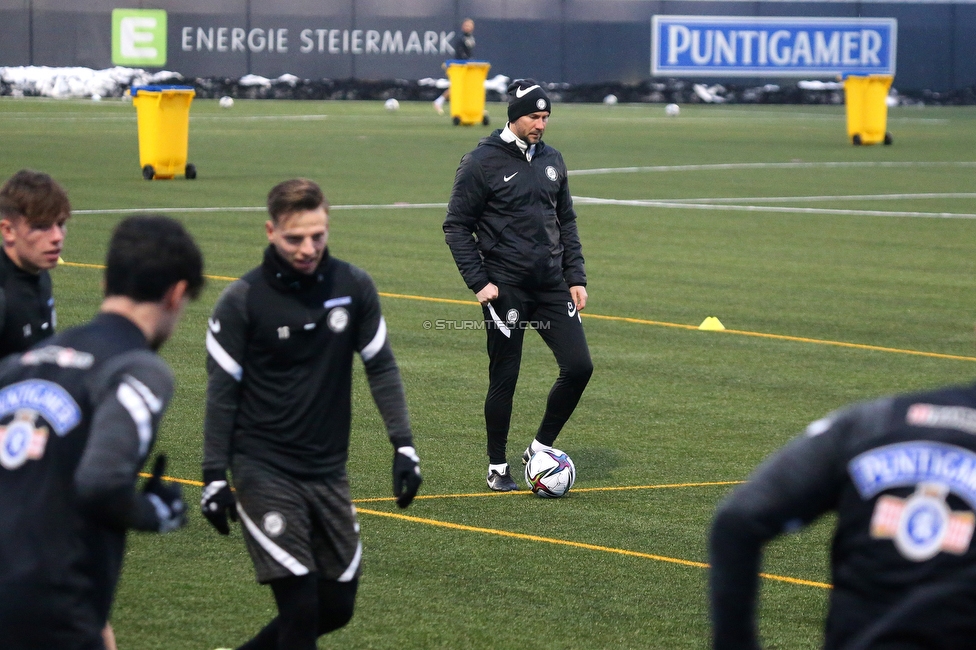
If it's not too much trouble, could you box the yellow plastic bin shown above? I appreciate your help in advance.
[843,75,893,146]
[131,85,197,180]
[444,60,491,126]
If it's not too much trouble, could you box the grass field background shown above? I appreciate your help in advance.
[2,96,976,648]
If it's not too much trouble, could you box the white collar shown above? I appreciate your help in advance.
[502,124,535,161]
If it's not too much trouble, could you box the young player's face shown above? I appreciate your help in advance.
[510,111,549,144]
[462,19,474,34]
[0,214,67,273]
[266,206,329,275]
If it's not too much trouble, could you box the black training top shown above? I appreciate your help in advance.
[0,247,55,358]
[203,246,412,482]
[0,313,175,646]
[710,382,976,649]
[451,29,475,60]
[443,129,586,293]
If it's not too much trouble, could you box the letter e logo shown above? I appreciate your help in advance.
[112,9,167,66]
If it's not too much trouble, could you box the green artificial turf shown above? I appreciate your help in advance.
[2,96,976,648]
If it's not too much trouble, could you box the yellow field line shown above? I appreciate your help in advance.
[60,260,976,363]
[60,261,105,270]
[353,480,744,503]
[142,472,822,587]
[144,476,741,497]
[357,507,831,590]
[378,291,475,306]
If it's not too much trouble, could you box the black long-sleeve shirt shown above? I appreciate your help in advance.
[203,246,412,482]
[443,128,586,293]
[450,30,475,60]
[710,383,976,649]
[0,313,174,646]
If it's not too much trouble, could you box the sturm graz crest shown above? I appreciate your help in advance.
[870,482,975,561]
[0,410,49,470]
[263,511,286,537]
[328,307,350,333]
[545,166,558,181]
[506,309,519,326]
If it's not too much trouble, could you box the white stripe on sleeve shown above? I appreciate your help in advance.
[123,375,162,413]
[359,316,387,362]
[116,382,152,457]
[206,330,243,381]
[236,504,310,576]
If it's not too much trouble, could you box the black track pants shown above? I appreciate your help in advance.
[237,575,358,650]
[481,283,593,464]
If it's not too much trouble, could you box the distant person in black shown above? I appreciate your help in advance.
[0,215,203,650]
[0,169,70,358]
[711,382,976,649]
[201,178,422,650]
[444,80,593,491]
[433,17,476,115]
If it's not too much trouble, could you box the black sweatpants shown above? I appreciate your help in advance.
[481,283,593,464]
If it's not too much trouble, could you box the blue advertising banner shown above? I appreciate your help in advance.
[652,16,897,77]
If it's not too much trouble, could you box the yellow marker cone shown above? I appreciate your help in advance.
[57,256,64,265]
[699,316,725,331]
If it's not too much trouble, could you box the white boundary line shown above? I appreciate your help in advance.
[569,161,976,176]
[73,202,448,215]
[664,192,976,204]
[73,192,976,219]
[0,114,334,122]
[572,196,976,219]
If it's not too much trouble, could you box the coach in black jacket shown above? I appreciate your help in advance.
[444,80,593,491]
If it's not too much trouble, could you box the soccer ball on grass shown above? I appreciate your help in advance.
[524,448,576,498]
[384,98,400,111]
[665,103,680,117]
[219,96,234,109]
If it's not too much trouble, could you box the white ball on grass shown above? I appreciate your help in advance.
[603,94,618,105]
[665,103,680,117]
[91,94,101,102]
[219,96,234,108]
[384,98,400,111]
[524,448,576,498]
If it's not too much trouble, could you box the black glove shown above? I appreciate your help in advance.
[201,469,237,535]
[393,446,422,509]
[142,455,187,534]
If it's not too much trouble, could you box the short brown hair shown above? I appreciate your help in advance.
[267,178,329,224]
[0,170,71,228]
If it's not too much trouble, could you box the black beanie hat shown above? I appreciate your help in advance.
[507,79,551,123]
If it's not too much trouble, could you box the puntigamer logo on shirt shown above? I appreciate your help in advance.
[112,9,168,66]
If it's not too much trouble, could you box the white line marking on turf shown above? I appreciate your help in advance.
[572,196,976,219]
[72,203,449,215]
[666,192,976,204]
[0,114,332,122]
[72,193,976,219]
[569,161,976,176]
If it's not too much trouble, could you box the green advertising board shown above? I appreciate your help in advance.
[112,9,167,66]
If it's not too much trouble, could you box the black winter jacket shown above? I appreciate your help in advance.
[443,129,586,293]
